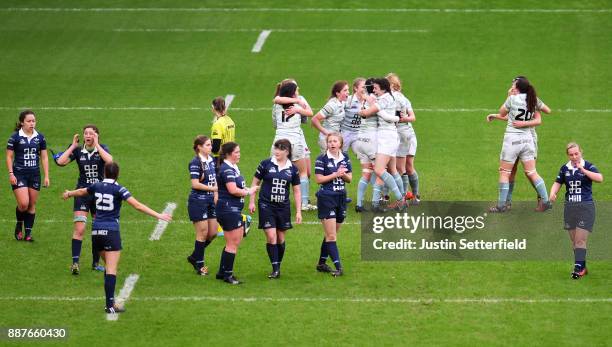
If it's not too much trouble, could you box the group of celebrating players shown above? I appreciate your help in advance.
[5,74,603,314]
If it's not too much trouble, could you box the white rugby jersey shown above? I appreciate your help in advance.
[503,94,544,135]
[341,94,363,132]
[392,91,414,130]
[318,97,345,133]
[272,95,310,137]
[376,92,398,131]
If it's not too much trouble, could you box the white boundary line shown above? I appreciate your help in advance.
[224,94,235,109]
[2,295,611,304]
[1,106,610,113]
[251,30,271,53]
[114,28,429,33]
[148,202,177,241]
[1,8,610,13]
[106,274,139,321]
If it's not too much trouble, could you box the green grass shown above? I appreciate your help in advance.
[1,1,611,346]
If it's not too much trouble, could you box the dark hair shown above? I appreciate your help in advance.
[82,124,99,135]
[514,76,537,113]
[217,142,239,172]
[279,82,298,98]
[329,80,348,100]
[15,109,35,131]
[212,97,226,116]
[365,78,375,94]
[104,162,120,180]
[373,78,393,95]
[273,138,292,160]
[193,135,210,153]
[274,79,296,97]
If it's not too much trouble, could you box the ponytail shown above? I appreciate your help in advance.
[515,77,538,113]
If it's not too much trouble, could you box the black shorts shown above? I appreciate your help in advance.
[11,171,40,191]
[74,193,96,213]
[564,202,595,232]
[316,191,347,223]
[258,201,292,231]
[188,197,216,222]
[91,230,122,252]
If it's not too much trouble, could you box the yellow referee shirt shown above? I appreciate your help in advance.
[211,115,235,155]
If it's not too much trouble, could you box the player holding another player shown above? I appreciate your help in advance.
[6,110,49,242]
[63,162,172,314]
[185,136,218,276]
[248,139,302,279]
[358,78,406,211]
[486,77,550,212]
[549,143,603,279]
[55,125,112,274]
[272,80,317,211]
[387,73,419,203]
[315,133,352,277]
[215,142,258,284]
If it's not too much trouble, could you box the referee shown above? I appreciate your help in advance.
[210,96,235,157]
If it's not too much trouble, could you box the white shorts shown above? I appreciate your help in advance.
[377,130,400,156]
[500,133,536,163]
[341,131,359,153]
[353,131,377,164]
[397,127,417,157]
[271,134,307,161]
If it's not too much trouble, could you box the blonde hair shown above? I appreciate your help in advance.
[386,73,402,92]
[566,142,582,154]
[326,132,344,149]
[352,77,366,93]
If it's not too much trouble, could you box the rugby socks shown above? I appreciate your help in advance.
[393,173,405,195]
[220,249,236,278]
[318,238,328,265]
[506,181,515,204]
[24,212,35,237]
[408,172,420,196]
[71,239,82,264]
[381,172,402,200]
[369,174,377,185]
[277,242,286,264]
[192,241,205,268]
[204,240,212,248]
[217,247,226,275]
[372,184,383,207]
[266,243,280,272]
[325,241,342,270]
[497,182,510,208]
[92,248,101,266]
[574,248,587,269]
[15,207,25,233]
[357,177,369,207]
[401,174,410,195]
[300,177,309,206]
[104,274,116,309]
[533,178,549,202]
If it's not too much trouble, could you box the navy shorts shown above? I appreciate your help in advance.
[74,193,96,213]
[188,197,216,222]
[316,191,347,223]
[11,171,41,191]
[564,202,595,232]
[216,201,244,232]
[258,201,292,231]
[91,230,122,252]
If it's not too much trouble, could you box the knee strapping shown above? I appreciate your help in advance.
[499,167,512,174]
[74,215,88,223]
[525,169,538,176]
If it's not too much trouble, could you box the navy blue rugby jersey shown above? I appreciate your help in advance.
[86,179,132,231]
[189,154,216,199]
[254,157,300,206]
[315,151,352,194]
[68,145,110,188]
[555,160,599,203]
[216,161,246,208]
[6,129,47,173]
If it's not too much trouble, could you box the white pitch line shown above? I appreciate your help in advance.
[1,8,610,13]
[1,106,611,113]
[224,94,235,109]
[148,202,177,241]
[114,28,429,33]
[251,30,271,53]
[106,274,139,321]
[2,295,611,304]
